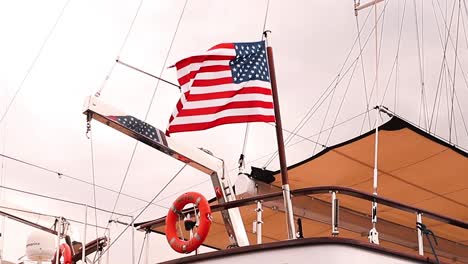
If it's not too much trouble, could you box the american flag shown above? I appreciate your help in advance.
[166,41,275,135]
[109,115,167,146]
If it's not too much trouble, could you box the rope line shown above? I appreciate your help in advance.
[264,1,393,168]
[355,10,372,132]
[0,153,169,210]
[0,184,130,217]
[449,0,462,143]
[261,5,375,168]
[0,0,72,125]
[96,164,187,262]
[413,0,429,129]
[95,0,146,97]
[89,129,100,253]
[137,231,148,264]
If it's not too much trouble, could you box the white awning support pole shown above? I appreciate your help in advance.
[331,191,339,236]
[369,1,380,244]
[417,213,424,256]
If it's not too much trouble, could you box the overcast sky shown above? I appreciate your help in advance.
[1,0,467,263]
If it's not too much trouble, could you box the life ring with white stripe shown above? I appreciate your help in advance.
[165,192,212,253]
[51,243,72,264]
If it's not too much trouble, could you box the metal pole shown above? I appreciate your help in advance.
[55,217,61,264]
[145,231,150,264]
[83,205,87,263]
[106,228,110,264]
[417,213,424,256]
[369,1,380,245]
[131,216,135,264]
[264,31,296,240]
[116,60,181,90]
[331,191,339,236]
[255,200,263,244]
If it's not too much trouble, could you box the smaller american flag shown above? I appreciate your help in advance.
[167,41,275,135]
[109,115,167,146]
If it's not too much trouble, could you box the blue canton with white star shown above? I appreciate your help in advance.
[116,115,161,142]
[229,41,270,84]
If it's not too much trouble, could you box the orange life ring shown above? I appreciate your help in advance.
[51,243,72,264]
[165,192,212,253]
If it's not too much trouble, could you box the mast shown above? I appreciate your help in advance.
[264,31,296,239]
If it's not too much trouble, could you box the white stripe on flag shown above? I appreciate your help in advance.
[189,80,271,94]
[176,60,231,78]
[182,93,273,109]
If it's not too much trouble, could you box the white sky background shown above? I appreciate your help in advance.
[1,0,468,263]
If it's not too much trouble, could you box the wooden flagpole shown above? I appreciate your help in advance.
[264,31,296,239]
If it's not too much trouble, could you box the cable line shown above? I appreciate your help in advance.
[95,0,146,97]
[0,0,72,125]
[104,0,189,234]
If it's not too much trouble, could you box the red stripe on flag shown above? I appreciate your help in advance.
[208,43,235,50]
[192,77,233,87]
[186,87,272,101]
[167,115,276,134]
[178,65,231,86]
[177,101,274,117]
[176,55,235,70]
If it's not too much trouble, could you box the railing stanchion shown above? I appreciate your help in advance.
[417,213,424,256]
[254,200,263,244]
[331,191,339,236]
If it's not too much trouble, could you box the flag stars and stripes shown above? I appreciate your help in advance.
[167,40,275,134]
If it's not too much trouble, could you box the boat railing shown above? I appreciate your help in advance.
[137,185,468,263]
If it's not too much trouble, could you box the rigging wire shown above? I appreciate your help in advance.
[96,164,187,263]
[265,0,393,168]
[429,0,446,132]
[394,0,402,115]
[94,0,146,97]
[137,231,148,264]
[429,0,457,135]
[263,2,393,168]
[0,0,72,125]
[262,7,373,167]
[449,0,462,143]
[0,205,107,230]
[238,0,271,172]
[0,153,170,210]
[0,184,130,217]
[104,0,189,234]
[324,54,360,147]
[379,0,409,110]
[88,129,100,254]
[354,2,373,132]
[359,1,388,135]
[413,0,429,129]
[262,0,271,36]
